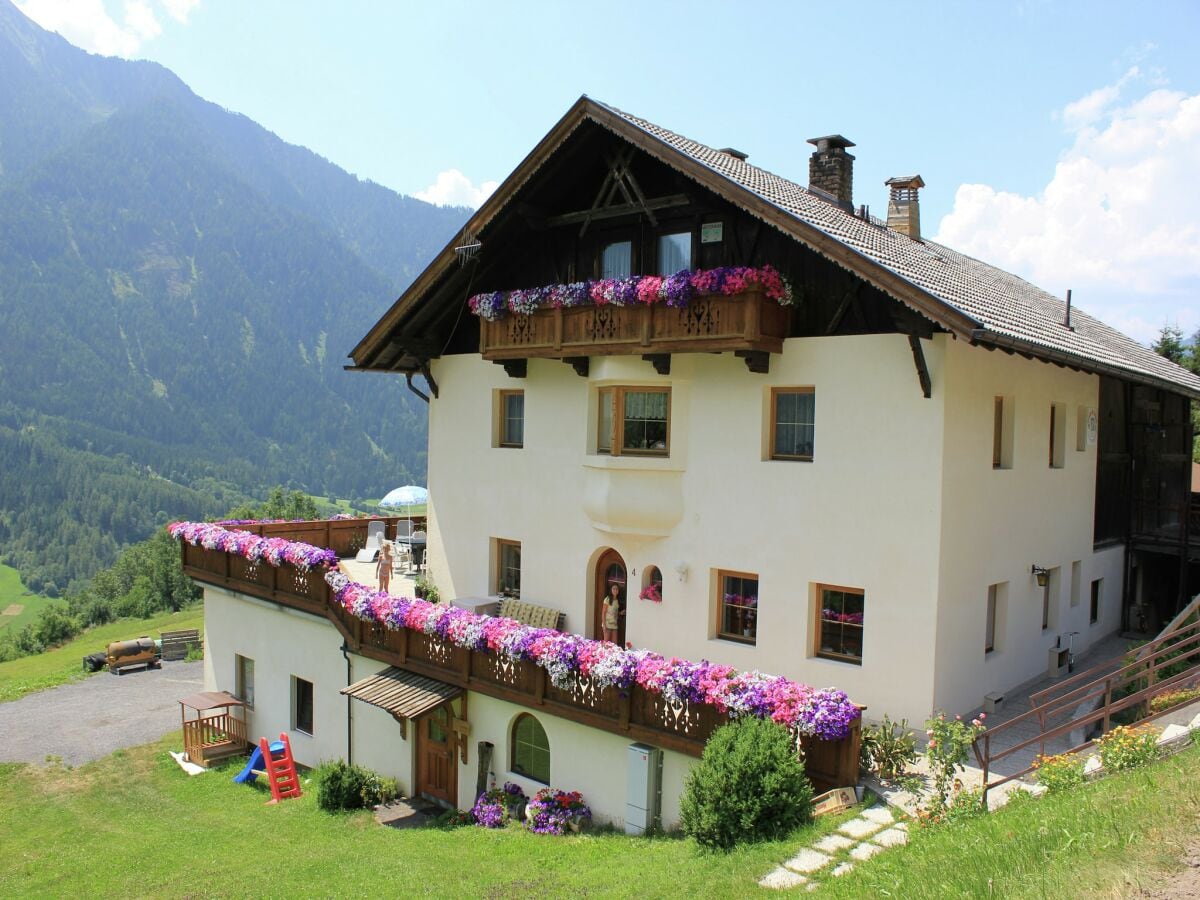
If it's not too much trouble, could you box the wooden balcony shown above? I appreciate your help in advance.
[180,533,859,790]
[478,289,790,365]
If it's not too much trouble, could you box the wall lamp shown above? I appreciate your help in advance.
[674,561,689,583]
[1030,565,1050,588]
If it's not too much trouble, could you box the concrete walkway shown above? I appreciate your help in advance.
[759,804,908,890]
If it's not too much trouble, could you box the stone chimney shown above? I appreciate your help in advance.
[807,135,856,210]
[885,175,925,240]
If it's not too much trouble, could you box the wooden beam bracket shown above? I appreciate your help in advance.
[642,353,671,375]
[734,350,771,374]
[907,334,932,399]
[496,359,527,379]
[562,356,589,377]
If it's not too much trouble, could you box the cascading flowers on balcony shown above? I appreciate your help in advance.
[167,521,338,571]
[167,520,859,742]
[323,570,859,741]
[467,265,794,321]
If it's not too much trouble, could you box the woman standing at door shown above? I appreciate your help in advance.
[602,582,624,644]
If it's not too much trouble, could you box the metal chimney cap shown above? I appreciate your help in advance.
[717,147,749,161]
[807,134,856,152]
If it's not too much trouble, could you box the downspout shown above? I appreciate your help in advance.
[341,640,353,765]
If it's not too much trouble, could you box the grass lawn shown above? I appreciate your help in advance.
[820,743,1200,898]
[0,738,1195,897]
[0,563,51,635]
[0,606,204,704]
[0,736,856,898]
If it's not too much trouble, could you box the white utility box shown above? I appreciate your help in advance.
[625,742,662,835]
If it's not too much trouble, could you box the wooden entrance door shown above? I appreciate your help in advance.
[593,549,627,646]
[415,704,456,806]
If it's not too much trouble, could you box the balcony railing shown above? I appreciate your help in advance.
[180,531,859,790]
[479,289,790,362]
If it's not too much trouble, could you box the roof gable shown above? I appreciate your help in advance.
[352,97,1200,400]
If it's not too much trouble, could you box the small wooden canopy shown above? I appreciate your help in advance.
[341,667,461,720]
[179,691,245,712]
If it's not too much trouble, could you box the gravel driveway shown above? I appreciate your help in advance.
[0,660,203,766]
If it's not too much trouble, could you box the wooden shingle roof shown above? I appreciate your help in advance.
[340,666,460,719]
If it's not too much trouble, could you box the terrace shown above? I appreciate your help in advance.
[178,517,860,791]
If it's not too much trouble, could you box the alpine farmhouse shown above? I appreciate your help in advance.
[191,97,1200,827]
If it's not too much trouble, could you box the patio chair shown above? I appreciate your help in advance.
[354,521,387,563]
[394,519,415,540]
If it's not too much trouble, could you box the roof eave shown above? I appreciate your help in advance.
[972,329,1200,400]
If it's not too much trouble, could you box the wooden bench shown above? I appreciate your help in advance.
[161,629,202,661]
[497,599,565,631]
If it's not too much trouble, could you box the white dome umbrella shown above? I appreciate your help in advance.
[379,485,429,551]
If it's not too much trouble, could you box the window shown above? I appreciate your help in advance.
[293,676,314,735]
[597,387,670,456]
[511,714,550,783]
[770,388,815,460]
[1041,568,1059,631]
[1090,578,1102,625]
[1075,405,1088,451]
[992,395,1013,469]
[985,583,1006,654]
[657,231,692,275]
[817,585,864,664]
[717,571,758,644]
[1070,561,1082,607]
[498,390,524,448]
[496,539,521,598]
[985,585,998,654]
[235,654,255,708]
[640,565,663,603]
[1049,402,1066,468]
[601,240,632,278]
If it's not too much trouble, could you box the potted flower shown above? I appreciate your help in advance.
[638,583,662,603]
[471,782,528,828]
[525,788,592,835]
[414,574,439,603]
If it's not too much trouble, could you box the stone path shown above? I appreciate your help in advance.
[758,803,909,891]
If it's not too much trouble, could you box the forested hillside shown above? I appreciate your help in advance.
[0,1,467,591]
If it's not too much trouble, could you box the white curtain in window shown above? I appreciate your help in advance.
[658,232,692,275]
[602,241,632,278]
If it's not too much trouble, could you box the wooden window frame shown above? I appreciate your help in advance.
[293,676,314,735]
[495,539,521,599]
[510,713,550,784]
[716,569,759,645]
[815,584,865,665]
[235,654,255,708]
[498,389,524,449]
[769,387,816,461]
[596,386,671,457]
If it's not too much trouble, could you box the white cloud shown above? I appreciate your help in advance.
[414,169,498,209]
[159,0,199,23]
[14,0,195,57]
[936,71,1200,344]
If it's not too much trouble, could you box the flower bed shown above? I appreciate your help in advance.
[526,788,591,835]
[168,521,860,741]
[467,265,793,321]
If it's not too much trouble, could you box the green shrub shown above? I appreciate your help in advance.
[315,760,396,812]
[679,718,813,850]
[1032,753,1086,792]
[860,714,917,779]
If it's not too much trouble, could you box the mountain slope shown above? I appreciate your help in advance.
[0,1,467,591]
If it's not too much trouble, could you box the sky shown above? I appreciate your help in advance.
[14,0,1200,344]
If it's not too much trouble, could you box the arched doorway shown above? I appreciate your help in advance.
[593,549,627,646]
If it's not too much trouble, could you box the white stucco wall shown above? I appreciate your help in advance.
[932,339,1123,715]
[463,692,695,829]
[426,334,948,723]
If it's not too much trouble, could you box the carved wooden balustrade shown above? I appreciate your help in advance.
[478,289,790,362]
[181,535,860,788]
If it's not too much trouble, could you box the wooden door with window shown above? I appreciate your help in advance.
[416,704,456,806]
[593,549,627,646]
